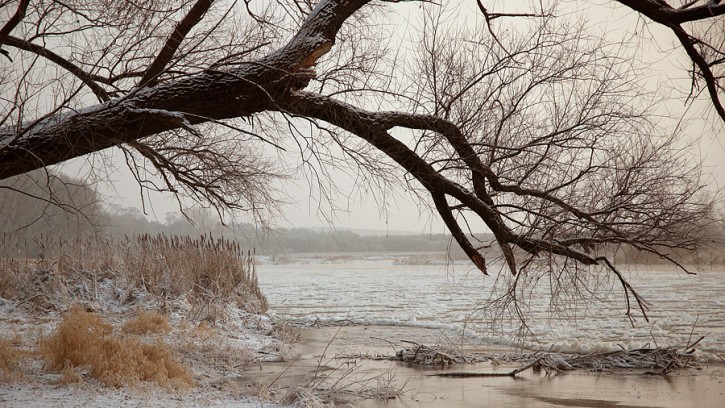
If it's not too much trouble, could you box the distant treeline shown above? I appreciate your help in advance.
[1,170,724,264]
[0,170,461,256]
[105,210,460,255]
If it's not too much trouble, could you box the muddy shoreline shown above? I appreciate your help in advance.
[258,325,725,407]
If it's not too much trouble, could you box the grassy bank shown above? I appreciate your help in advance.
[0,234,280,390]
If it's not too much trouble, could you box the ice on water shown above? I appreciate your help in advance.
[257,254,725,357]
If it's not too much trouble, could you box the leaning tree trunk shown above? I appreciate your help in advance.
[0,0,368,180]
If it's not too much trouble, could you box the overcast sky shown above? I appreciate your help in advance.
[61,0,725,233]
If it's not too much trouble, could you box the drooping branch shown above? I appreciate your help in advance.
[611,1,725,122]
[276,90,671,320]
[431,192,489,274]
[670,24,725,121]
[277,83,714,285]
[276,92,605,272]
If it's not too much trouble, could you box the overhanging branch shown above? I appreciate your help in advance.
[139,0,215,87]
[0,0,371,180]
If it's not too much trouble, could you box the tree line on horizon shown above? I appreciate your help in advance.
[2,170,723,265]
[0,170,463,256]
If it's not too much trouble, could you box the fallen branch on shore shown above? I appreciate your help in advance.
[339,339,705,376]
[431,346,702,378]
[395,342,468,366]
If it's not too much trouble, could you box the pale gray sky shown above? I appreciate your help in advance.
[60,0,724,232]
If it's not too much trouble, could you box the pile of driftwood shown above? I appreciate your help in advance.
[380,339,704,377]
[536,346,701,375]
[395,343,469,366]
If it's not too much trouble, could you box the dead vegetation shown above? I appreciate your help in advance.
[379,339,706,378]
[131,234,267,313]
[0,233,284,394]
[0,337,32,382]
[122,310,172,335]
[40,306,193,388]
[0,233,267,314]
[275,336,406,407]
[395,341,468,366]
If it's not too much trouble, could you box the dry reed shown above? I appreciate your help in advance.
[39,305,193,388]
[131,234,267,312]
[0,233,267,313]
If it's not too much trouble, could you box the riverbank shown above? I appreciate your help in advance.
[2,316,723,407]
[0,294,300,407]
[278,325,725,408]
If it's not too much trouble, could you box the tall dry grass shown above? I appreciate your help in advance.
[129,234,267,312]
[0,234,268,388]
[0,233,267,313]
[40,306,193,388]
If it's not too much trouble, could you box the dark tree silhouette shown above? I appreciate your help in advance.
[0,0,721,321]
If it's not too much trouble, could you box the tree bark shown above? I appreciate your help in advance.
[0,0,370,180]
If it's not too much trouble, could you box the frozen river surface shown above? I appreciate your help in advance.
[257,254,725,356]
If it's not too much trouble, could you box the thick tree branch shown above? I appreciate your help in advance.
[614,1,725,24]
[431,192,488,274]
[670,25,725,121]
[139,0,215,87]
[0,0,29,44]
[0,0,370,180]
[277,92,604,274]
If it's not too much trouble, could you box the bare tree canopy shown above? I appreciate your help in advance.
[0,169,105,254]
[0,0,722,321]
[607,0,725,121]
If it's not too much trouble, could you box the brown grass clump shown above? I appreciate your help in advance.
[122,311,172,335]
[40,306,193,388]
[0,338,22,381]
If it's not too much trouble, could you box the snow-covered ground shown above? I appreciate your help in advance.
[0,383,287,408]
[0,283,297,408]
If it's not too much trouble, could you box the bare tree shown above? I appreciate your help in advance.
[0,169,106,253]
[477,0,725,123]
[0,0,720,322]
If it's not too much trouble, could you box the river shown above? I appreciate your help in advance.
[257,253,725,356]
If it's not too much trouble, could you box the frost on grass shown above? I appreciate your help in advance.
[40,305,193,388]
[0,234,296,406]
[122,311,172,335]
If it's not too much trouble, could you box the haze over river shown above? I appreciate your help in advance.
[257,254,725,357]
